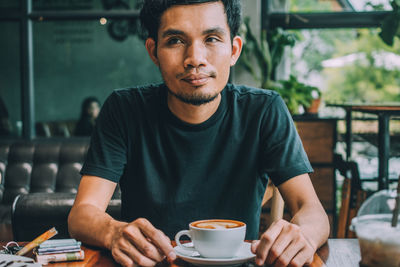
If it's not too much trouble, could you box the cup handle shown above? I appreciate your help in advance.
[175,230,196,252]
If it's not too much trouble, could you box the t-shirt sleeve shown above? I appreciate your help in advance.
[80,91,128,183]
[260,94,313,186]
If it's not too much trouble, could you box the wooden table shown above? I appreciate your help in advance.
[328,103,400,190]
[7,239,360,267]
[316,239,361,267]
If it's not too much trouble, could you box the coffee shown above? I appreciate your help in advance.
[192,219,245,229]
[175,219,246,258]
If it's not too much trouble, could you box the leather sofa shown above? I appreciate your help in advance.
[0,138,120,241]
[35,120,77,138]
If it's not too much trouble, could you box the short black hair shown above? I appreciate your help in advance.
[139,0,242,42]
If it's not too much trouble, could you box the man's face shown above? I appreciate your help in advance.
[145,1,242,106]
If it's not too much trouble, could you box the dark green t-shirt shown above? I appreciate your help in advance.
[81,83,312,239]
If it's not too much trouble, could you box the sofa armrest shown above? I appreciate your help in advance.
[11,193,121,241]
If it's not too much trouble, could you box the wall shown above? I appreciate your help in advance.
[0,0,161,132]
[31,20,161,122]
[0,22,21,133]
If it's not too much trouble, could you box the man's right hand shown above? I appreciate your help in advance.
[109,218,177,267]
[68,177,176,267]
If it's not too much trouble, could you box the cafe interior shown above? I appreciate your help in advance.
[0,0,400,266]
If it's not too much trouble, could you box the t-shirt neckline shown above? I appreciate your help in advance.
[161,83,228,131]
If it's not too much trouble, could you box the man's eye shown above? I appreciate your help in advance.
[167,38,183,45]
[206,37,219,43]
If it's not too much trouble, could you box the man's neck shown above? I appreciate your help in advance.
[167,93,221,124]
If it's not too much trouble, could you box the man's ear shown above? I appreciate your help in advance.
[145,38,159,66]
[230,36,243,66]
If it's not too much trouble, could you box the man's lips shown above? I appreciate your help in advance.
[181,74,211,86]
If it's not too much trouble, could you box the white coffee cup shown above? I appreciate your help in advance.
[175,219,246,258]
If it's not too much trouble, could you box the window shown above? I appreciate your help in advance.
[262,0,400,184]
[288,28,400,104]
[289,0,393,12]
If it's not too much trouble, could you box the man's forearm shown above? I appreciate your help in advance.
[68,203,126,250]
[290,203,330,250]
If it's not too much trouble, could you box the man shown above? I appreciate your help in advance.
[68,0,330,266]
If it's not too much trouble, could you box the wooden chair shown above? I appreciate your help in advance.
[337,176,351,238]
[262,179,285,228]
[337,161,367,238]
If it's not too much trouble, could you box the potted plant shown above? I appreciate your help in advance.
[238,17,321,114]
[270,75,321,114]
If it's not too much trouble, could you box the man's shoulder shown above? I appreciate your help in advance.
[227,84,278,97]
[104,83,165,109]
[112,83,164,98]
[226,84,280,106]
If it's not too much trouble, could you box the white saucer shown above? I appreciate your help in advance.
[174,242,255,266]
[0,254,41,266]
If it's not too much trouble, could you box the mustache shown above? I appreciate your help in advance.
[176,68,217,79]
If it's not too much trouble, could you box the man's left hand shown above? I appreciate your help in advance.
[251,219,316,267]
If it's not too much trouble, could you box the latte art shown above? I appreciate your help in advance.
[176,219,246,258]
[192,220,245,229]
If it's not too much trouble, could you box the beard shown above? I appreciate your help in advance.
[167,88,219,106]
[162,66,221,106]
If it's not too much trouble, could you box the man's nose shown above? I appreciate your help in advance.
[183,42,207,69]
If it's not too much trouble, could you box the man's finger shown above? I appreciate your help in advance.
[273,239,304,267]
[265,223,301,266]
[119,240,158,267]
[255,220,285,265]
[136,218,176,261]
[265,231,293,266]
[112,248,136,267]
[251,240,260,254]
[123,225,165,262]
[287,247,314,267]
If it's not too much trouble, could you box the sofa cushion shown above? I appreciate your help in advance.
[56,141,88,193]
[0,140,11,202]
[0,204,11,223]
[0,138,122,241]
[12,193,121,241]
[1,138,90,204]
[3,142,34,204]
[30,142,61,193]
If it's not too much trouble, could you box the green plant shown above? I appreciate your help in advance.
[238,17,320,114]
[239,17,297,88]
[323,28,400,103]
[379,0,400,46]
[270,75,320,114]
